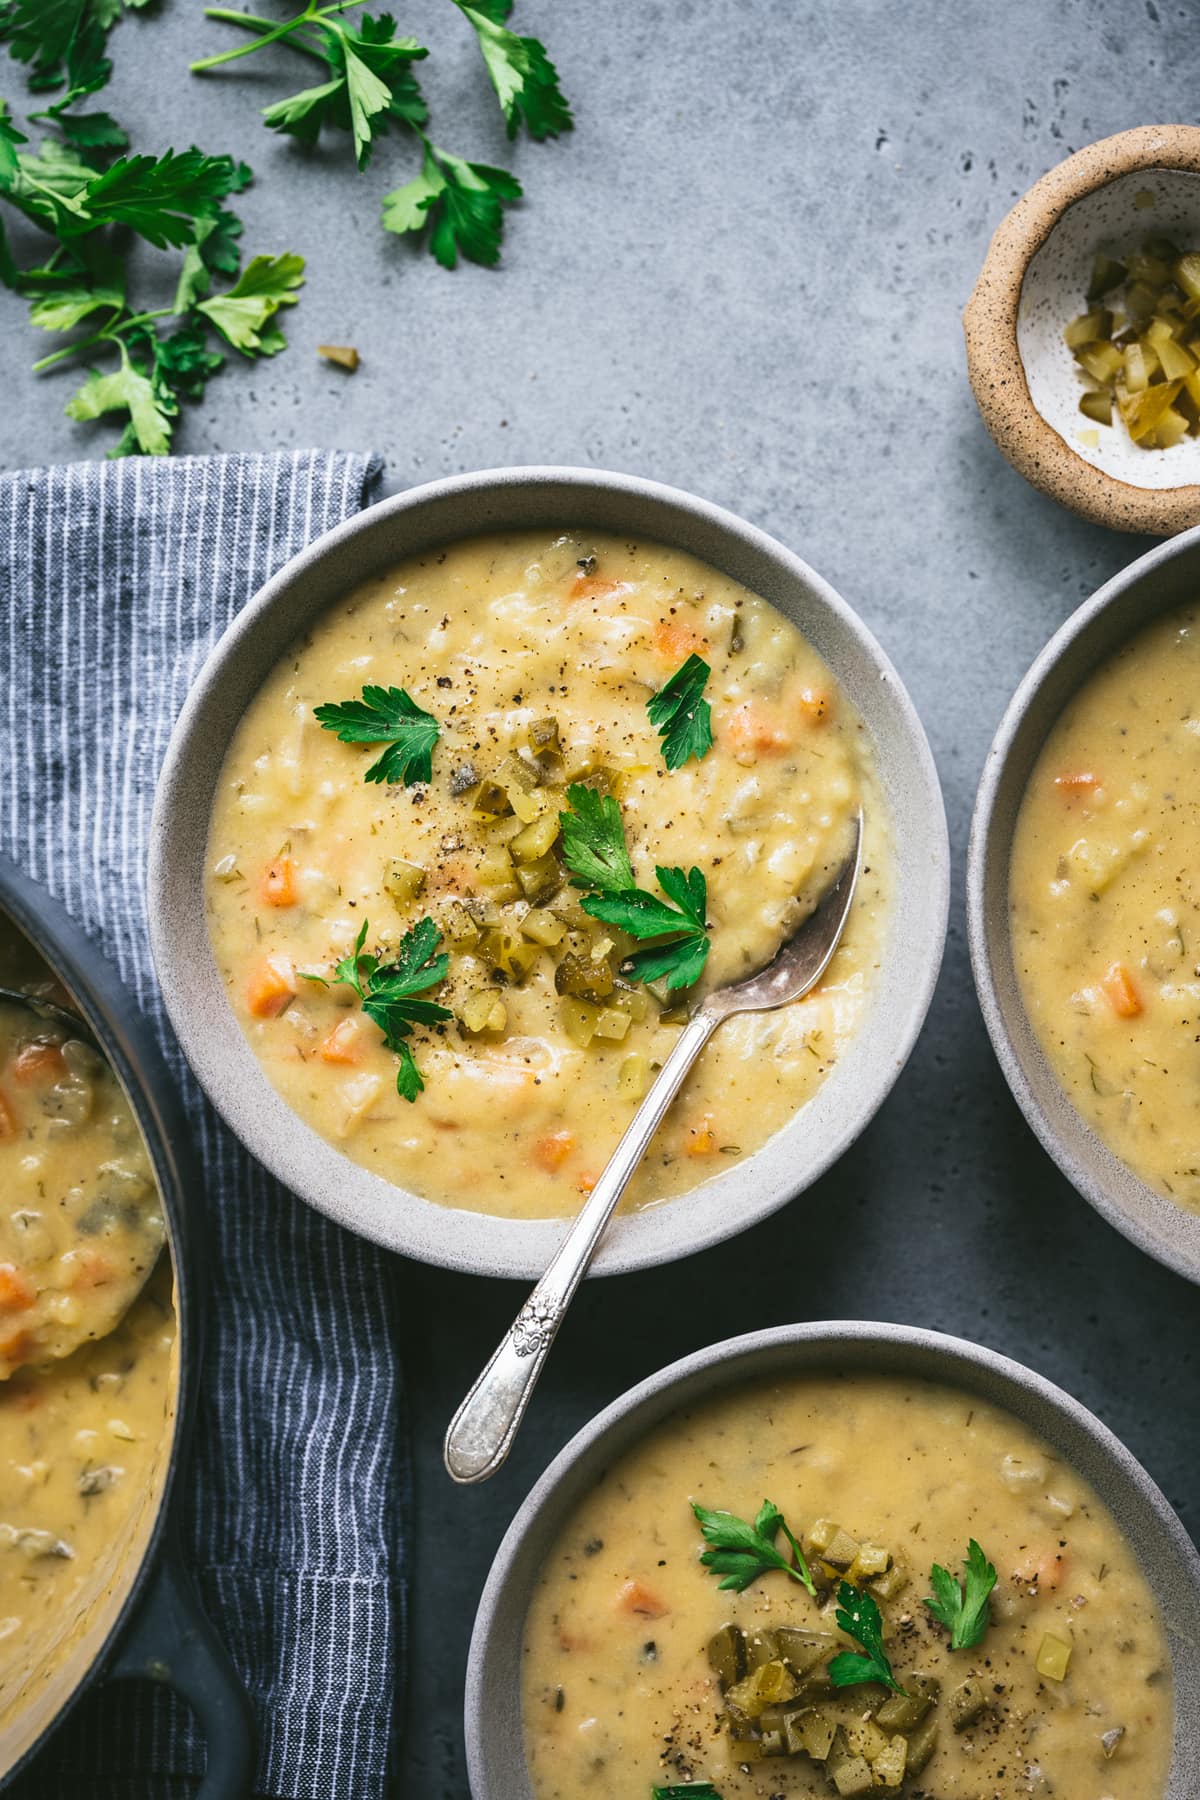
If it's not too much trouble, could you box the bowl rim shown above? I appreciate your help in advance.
[149,464,949,1280]
[963,123,1200,536]
[465,1317,1200,1800]
[967,520,1200,1285]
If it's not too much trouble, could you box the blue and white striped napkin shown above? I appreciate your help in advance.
[0,451,404,1800]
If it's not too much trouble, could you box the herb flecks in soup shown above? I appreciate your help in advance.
[521,1374,1172,1799]
[206,531,890,1220]
[0,1001,165,1379]
[1010,603,1200,1213]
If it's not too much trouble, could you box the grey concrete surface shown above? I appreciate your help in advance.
[3,2,1199,1796]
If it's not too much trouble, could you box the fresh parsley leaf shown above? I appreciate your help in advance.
[585,864,710,991]
[0,0,111,97]
[64,340,173,455]
[455,3,572,141]
[196,251,305,354]
[0,100,26,182]
[326,916,451,1102]
[924,1540,997,1651]
[692,1499,816,1597]
[79,147,239,247]
[382,137,521,269]
[558,784,711,990]
[314,684,441,786]
[149,317,225,403]
[652,1786,724,1800]
[558,783,635,894]
[828,1581,906,1694]
[647,653,713,770]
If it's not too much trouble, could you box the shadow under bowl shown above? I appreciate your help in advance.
[149,466,948,1282]
[968,521,1200,1284]
[466,1321,1200,1798]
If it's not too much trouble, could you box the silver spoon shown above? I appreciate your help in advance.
[444,811,863,1484]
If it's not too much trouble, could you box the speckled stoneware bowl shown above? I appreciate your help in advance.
[466,1320,1200,1799]
[965,125,1200,534]
[149,468,948,1281]
[968,522,1200,1284]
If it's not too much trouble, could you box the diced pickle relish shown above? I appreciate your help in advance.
[521,1374,1172,1800]
[205,531,891,1221]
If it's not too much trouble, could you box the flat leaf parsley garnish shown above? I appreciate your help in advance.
[647,652,713,770]
[453,2,572,142]
[828,1580,906,1694]
[651,1785,724,1800]
[691,1499,817,1598]
[381,136,521,269]
[924,1539,998,1651]
[305,916,451,1101]
[314,684,440,786]
[558,784,711,991]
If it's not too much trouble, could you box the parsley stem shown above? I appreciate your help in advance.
[190,2,364,70]
[30,307,172,373]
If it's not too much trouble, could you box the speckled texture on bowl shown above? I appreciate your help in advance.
[465,1320,1200,1799]
[964,125,1200,535]
[148,467,948,1281]
[968,522,1200,1284]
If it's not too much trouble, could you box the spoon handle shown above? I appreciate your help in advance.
[443,1008,718,1484]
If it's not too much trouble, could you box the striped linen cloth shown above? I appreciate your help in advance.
[0,452,404,1800]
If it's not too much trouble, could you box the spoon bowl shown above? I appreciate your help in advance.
[444,817,863,1485]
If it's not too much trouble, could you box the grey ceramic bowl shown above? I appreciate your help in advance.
[149,467,948,1280]
[466,1320,1200,1799]
[968,524,1200,1285]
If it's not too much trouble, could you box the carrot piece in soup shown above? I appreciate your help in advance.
[261,856,298,908]
[320,1017,364,1064]
[1102,962,1143,1019]
[568,571,628,602]
[575,1169,599,1197]
[533,1130,575,1173]
[725,706,789,756]
[616,1579,668,1619]
[652,618,708,662]
[1054,770,1100,796]
[0,1088,15,1139]
[12,1043,66,1084]
[0,1264,36,1313]
[0,1335,38,1377]
[685,1115,718,1156]
[1013,1548,1069,1592]
[797,686,831,724]
[246,953,296,1018]
[67,1250,115,1290]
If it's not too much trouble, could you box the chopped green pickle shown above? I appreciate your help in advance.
[1065,236,1200,446]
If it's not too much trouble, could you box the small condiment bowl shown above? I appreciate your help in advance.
[149,467,949,1282]
[968,521,1200,1284]
[964,125,1200,534]
[465,1320,1200,1799]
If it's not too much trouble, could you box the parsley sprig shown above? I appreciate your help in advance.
[314,684,441,786]
[192,0,571,267]
[924,1539,997,1651]
[558,783,711,991]
[307,915,451,1100]
[828,1580,906,1694]
[692,1499,817,1598]
[647,653,713,770]
[1,13,305,456]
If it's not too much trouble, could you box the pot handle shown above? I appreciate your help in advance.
[107,1532,256,1800]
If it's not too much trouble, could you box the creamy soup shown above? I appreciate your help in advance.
[206,531,890,1220]
[522,1373,1172,1800]
[0,921,175,1737]
[0,1000,165,1380]
[1010,603,1200,1213]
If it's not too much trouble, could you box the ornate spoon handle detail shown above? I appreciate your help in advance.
[443,1009,718,1484]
